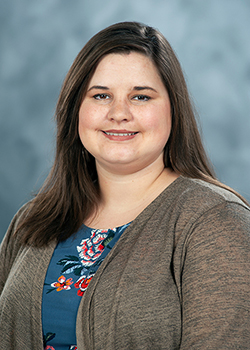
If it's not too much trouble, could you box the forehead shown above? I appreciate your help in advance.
[89,52,162,85]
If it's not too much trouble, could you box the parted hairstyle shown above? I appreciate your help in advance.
[16,21,246,246]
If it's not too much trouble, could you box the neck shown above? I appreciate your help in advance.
[87,159,179,228]
[85,159,179,228]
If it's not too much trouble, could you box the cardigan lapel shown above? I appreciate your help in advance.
[75,176,184,349]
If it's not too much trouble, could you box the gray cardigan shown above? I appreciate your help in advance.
[1,176,250,349]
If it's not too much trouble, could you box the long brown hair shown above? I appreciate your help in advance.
[16,21,247,246]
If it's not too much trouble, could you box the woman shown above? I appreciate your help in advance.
[0,21,250,350]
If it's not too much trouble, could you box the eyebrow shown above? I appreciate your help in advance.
[133,86,157,93]
[87,85,109,92]
[87,85,158,93]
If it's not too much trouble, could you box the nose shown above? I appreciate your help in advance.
[107,98,133,122]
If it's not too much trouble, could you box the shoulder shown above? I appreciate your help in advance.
[167,177,250,246]
[153,176,250,243]
[0,202,31,288]
[1,202,31,245]
[170,176,249,215]
[144,176,249,229]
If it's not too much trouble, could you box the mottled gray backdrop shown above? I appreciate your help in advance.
[1,0,250,241]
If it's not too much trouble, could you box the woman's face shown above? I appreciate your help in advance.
[78,52,172,175]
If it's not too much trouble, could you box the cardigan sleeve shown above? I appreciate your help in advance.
[180,201,250,349]
[0,204,29,295]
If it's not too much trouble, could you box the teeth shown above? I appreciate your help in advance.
[105,132,136,136]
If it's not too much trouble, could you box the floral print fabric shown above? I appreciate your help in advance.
[42,223,130,350]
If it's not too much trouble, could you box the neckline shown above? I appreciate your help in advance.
[82,221,132,231]
[82,175,184,231]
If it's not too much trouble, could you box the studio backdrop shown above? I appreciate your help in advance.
[1,0,250,241]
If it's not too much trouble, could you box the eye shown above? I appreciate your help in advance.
[133,95,151,101]
[93,93,110,100]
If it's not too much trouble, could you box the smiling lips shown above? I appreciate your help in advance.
[102,130,138,141]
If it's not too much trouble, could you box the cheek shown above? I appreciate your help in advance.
[78,120,85,146]
[78,115,86,133]
[78,103,104,130]
[78,109,90,146]
[142,104,171,131]
[78,105,93,134]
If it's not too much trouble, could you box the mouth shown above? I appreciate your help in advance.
[102,130,138,141]
[103,131,138,136]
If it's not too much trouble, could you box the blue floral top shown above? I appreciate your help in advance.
[42,223,130,350]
